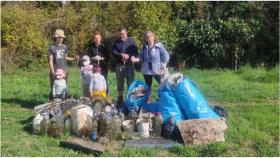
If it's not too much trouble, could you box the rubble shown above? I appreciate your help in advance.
[178,118,227,145]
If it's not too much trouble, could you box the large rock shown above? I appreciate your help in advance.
[178,118,227,145]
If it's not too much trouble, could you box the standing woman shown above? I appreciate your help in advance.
[131,31,170,103]
[48,29,79,100]
[86,31,110,94]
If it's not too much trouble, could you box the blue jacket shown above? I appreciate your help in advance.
[112,37,138,65]
[139,42,170,75]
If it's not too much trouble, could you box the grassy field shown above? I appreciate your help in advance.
[1,66,279,157]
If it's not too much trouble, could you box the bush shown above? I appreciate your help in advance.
[1,4,49,71]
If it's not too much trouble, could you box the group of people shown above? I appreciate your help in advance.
[48,27,170,108]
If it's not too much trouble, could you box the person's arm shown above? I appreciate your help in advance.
[49,54,55,74]
[112,41,122,59]
[159,43,170,63]
[48,46,55,74]
[65,45,79,61]
[131,46,144,63]
[66,56,77,61]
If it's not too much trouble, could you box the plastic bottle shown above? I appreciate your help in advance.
[111,115,122,140]
[90,117,98,141]
[128,109,138,120]
[152,112,163,137]
[40,113,50,135]
[64,116,71,135]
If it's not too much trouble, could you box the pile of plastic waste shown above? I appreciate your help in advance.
[125,73,224,140]
[32,73,227,144]
[32,97,125,141]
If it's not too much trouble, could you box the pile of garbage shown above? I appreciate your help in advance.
[126,73,228,144]
[32,72,228,146]
[32,95,172,142]
[33,97,125,141]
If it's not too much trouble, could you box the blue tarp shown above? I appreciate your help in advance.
[125,80,149,111]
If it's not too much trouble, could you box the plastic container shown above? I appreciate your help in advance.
[122,120,135,133]
[136,118,150,138]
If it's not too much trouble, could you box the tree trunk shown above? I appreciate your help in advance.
[234,45,239,72]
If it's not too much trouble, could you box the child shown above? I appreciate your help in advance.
[53,69,67,100]
[81,55,93,98]
[90,63,107,98]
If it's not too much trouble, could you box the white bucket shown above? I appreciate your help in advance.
[122,120,135,133]
[136,118,150,138]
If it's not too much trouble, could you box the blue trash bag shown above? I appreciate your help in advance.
[125,80,149,112]
[174,77,219,119]
[143,86,183,124]
[158,90,183,124]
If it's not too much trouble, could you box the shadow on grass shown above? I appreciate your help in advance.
[1,97,47,109]
[19,116,34,135]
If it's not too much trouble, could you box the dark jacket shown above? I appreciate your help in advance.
[86,43,109,69]
[112,37,138,65]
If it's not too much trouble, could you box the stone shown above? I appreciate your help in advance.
[124,138,180,148]
[60,136,104,155]
[178,118,227,145]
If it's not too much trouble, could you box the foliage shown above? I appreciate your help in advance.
[1,3,49,70]
[0,1,279,72]
[128,2,178,52]
[174,2,263,68]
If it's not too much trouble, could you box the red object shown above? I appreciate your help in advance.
[92,66,101,73]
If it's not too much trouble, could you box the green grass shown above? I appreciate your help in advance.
[1,67,279,156]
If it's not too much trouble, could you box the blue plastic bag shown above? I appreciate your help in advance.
[143,84,183,124]
[174,78,219,119]
[157,90,183,124]
[125,80,149,111]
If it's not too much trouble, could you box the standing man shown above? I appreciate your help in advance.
[112,27,138,109]
[86,31,110,94]
[48,29,78,100]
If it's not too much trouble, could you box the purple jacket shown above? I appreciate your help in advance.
[139,42,170,75]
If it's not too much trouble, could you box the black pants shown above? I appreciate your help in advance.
[115,64,135,94]
[100,67,109,94]
[143,74,162,94]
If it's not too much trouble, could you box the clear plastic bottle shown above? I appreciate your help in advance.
[152,112,163,137]
[64,116,71,135]
[128,109,138,120]
[40,113,50,135]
